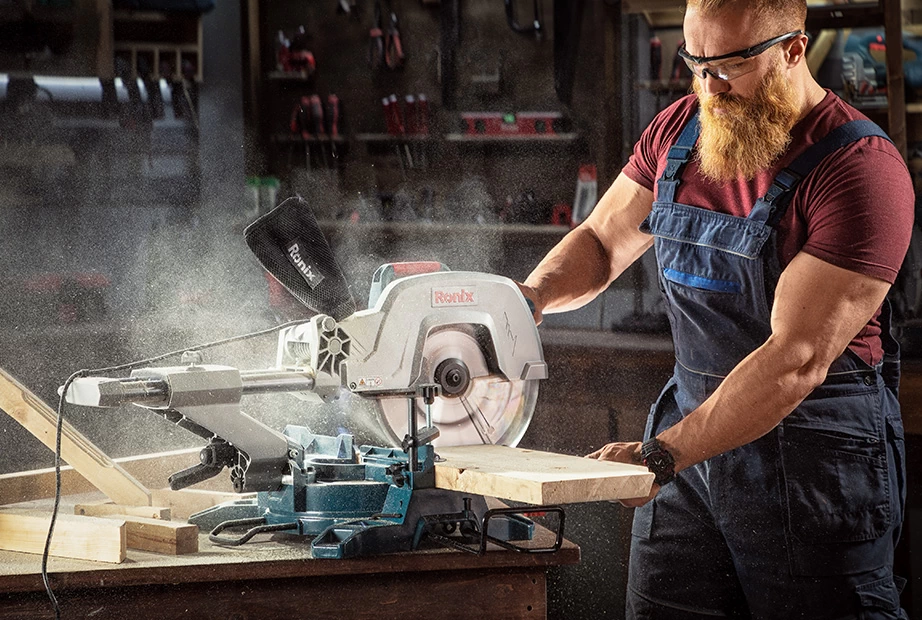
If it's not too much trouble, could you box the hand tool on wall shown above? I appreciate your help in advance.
[337,0,358,18]
[275,30,291,72]
[369,1,386,69]
[309,94,332,171]
[505,0,543,38]
[385,8,405,69]
[670,40,693,82]
[440,0,460,109]
[650,35,662,81]
[325,94,342,180]
[289,95,313,169]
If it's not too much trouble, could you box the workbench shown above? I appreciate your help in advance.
[0,495,579,620]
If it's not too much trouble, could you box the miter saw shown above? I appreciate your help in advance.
[63,197,558,559]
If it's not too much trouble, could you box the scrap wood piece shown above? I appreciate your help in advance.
[75,501,171,520]
[0,509,126,564]
[98,514,199,555]
[150,488,256,521]
[434,445,655,505]
[0,367,150,506]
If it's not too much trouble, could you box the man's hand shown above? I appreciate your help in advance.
[586,441,660,507]
[514,281,544,325]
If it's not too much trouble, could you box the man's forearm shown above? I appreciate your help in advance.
[656,335,826,472]
[523,173,655,315]
[524,227,613,313]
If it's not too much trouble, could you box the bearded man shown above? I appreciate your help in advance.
[517,0,913,617]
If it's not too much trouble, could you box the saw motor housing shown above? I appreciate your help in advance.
[276,270,547,399]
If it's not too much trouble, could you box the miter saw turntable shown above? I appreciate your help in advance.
[63,197,560,559]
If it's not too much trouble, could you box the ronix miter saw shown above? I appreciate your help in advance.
[64,197,556,558]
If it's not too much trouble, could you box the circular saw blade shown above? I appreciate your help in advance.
[372,328,538,447]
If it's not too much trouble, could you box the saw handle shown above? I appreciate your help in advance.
[168,440,238,490]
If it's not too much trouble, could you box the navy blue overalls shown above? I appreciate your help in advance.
[627,111,908,619]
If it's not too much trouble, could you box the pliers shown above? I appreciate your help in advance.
[385,9,405,69]
[369,0,386,69]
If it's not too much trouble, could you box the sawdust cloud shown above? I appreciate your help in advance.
[0,78,513,475]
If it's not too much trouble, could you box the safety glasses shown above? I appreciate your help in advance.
[678,30,803,81]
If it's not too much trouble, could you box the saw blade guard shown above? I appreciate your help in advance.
[276,271,547,447]
[373,327,541,447]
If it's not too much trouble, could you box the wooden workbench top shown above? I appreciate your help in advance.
[0,494,579,595]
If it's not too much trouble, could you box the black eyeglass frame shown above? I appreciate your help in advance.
[678,30,804,66]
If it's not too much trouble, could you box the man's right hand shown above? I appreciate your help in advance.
[586,441,660,507]
[514,282,543,325]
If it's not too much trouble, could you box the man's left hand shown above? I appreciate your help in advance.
[586,441,660,507]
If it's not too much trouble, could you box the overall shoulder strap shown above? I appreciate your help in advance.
[749,119,891,227]
[656,110,700,204]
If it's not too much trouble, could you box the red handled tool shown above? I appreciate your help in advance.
[369,1,385,69]
[385,9,405,69]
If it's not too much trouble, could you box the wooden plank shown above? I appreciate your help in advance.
[0,448,231,506]
[102,515,199,555]
[0,510,126,564]
[150,488,256,521]
[0,367,151,506]
[435,445,655,505]
[75,501,171,520]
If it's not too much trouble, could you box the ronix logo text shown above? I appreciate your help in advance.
[432,287,477,307]
[287,242,325,289]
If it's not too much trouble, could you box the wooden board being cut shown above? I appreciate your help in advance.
[434,445,655,505]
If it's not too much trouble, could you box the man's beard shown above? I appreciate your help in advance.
[693,63,800,183]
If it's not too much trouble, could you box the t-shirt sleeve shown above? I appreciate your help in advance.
[797,137,914,284]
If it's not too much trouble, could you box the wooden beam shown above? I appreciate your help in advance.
[150,488,256,521]
[0,510,126,564]
[884,0,907,159]
[0,367,150,506]
[434,445,655,505]
[101,515,199,555]
[75,501,171,520]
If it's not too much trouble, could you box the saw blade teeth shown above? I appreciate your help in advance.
[372,327,538,448]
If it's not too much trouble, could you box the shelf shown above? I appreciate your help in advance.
[109,9,204,82]
[267,71,315,82]
[805,2,884,30]
[355,133,438,143]
[625,1,886,30]
[444,133,580,143]
[317,220,571,239]
[272,133,347,144]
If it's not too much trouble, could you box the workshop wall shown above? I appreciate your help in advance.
[252,0,612,225]
[0,0,272,475]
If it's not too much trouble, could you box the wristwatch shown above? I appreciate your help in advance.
[640,438,676,487]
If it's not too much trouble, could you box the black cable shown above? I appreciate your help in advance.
[40,319,305,617]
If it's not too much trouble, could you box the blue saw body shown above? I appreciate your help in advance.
[187,425,536,559]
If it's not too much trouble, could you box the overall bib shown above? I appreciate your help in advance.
[627,112,907,619]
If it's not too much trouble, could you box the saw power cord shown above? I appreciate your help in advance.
[41,320,305,619]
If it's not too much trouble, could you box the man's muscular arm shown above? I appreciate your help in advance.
[590,252,892,505]
[519,173,655,322]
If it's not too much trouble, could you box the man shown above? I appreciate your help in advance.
[517,0,913,617]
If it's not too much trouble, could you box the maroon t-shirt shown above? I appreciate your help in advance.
[623,90,914,365]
